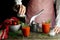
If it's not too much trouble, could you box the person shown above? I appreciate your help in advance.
[49,0,60,36]
[14,0,60,36]
[25,0,55,28]
[24,0,60,36]
[17,0,60,36]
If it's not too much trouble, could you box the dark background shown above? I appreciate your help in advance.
[0,0,29,23]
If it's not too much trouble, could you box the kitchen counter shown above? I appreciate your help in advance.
[0,27,59,40]
[7,31,60,40]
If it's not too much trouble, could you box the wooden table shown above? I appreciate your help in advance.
[7,32,60,40]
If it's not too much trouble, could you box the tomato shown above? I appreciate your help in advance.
[12,21,18,25]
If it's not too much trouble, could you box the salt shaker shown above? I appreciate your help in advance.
[30,21,40,32]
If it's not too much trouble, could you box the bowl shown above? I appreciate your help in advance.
[10,24,21,32]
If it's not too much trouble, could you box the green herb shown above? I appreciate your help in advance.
[45,19,51,24]
[21,23,28,28]
[20,21,23,24]
[9,30,22,38]
[9,32,18,38]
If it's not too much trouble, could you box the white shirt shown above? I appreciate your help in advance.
[15,0,22,5]
[56,0,60,27]
[49,0,60,36]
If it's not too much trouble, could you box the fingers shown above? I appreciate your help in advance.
[55,28,59,34]
[54,27,58,33]
[56,29,59,34]
[54,26,60,34]
[19,5,26,15]
[22,5,26,15]
[13,4,26,16]
[56,28,60,34]
[20,5,22,14]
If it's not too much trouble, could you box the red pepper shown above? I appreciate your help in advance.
[1,30,4,39]
[1,30,8,39]
[11,17,19,21]
[4,32,8,39]
[4,25,9,34]
[0,30,3,40]
[3,19,12,25]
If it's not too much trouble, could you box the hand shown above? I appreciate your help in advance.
[49,26,60,36]
[13,5,26,15]
[19,5,26,15]
[53,26,60,34]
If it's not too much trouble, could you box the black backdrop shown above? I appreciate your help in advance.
[0,0,29,23]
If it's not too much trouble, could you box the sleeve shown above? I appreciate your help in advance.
[56,0,60,27]
[54,0,56,3]
[15,0,22,5]
[56,7,60,27]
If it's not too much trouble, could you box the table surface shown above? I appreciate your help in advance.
[7,31,60,40]
[0,28,60,40]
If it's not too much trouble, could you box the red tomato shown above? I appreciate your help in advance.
[12,21,18,25]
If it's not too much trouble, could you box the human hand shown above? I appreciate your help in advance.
[13,5,26,16]
[53,26,60,34]
[49,26,60,36]
[19,5,26,15]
